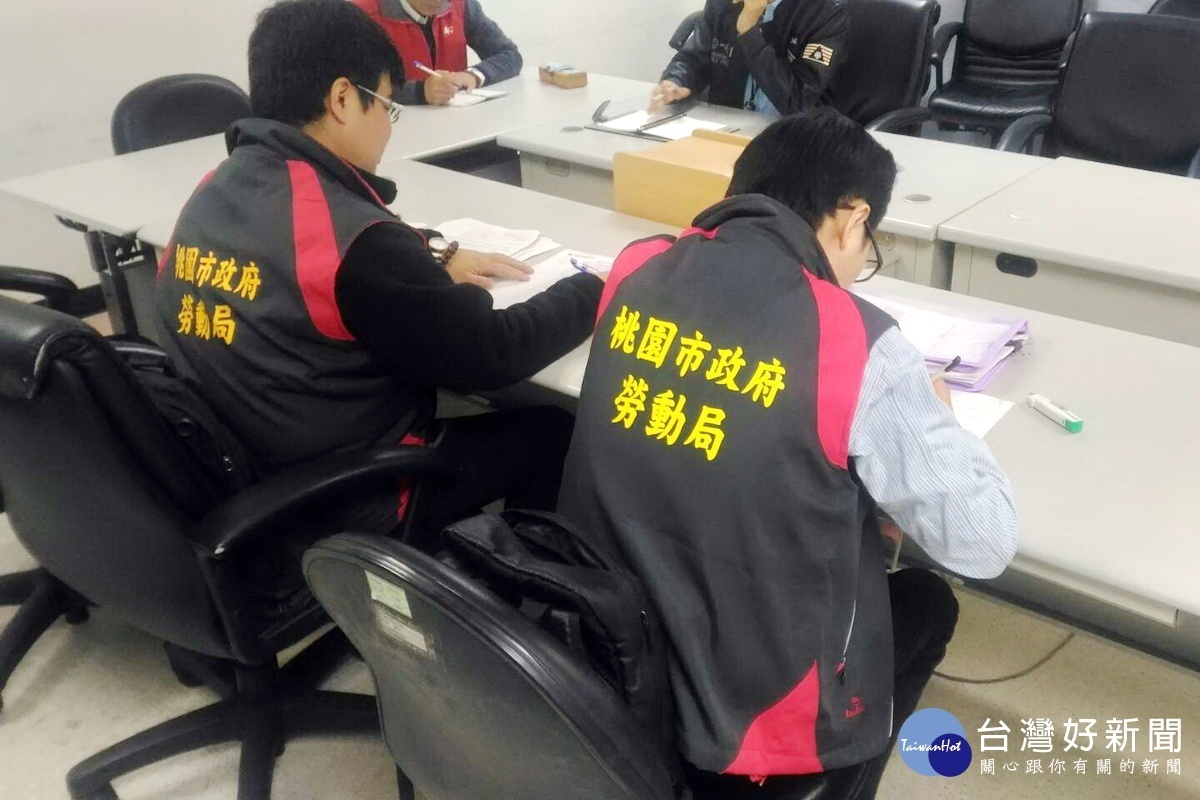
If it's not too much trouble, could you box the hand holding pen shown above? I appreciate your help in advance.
[414,62,471,105]
[931,355,961,409]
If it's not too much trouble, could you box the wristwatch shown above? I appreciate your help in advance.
[428,237,459,267]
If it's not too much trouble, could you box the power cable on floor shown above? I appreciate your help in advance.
[934,633,1075,685]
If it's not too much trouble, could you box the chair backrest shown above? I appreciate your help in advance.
[1050,12,1200,176]
[0,297,231,658]
[111,74,251,155]
[1150,0,1200,19]
[303,534,676,800]
[831,0,941,125]
[956,0,1082,87]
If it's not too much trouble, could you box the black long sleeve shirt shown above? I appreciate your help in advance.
[335,222,602,393]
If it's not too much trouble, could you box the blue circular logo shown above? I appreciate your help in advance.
[897,708,973,777]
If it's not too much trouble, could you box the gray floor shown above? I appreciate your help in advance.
[4,510,1199,799]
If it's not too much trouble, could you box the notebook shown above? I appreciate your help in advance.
[857,293,1029,392]
[447,87,507,107]
[587,107,730,142]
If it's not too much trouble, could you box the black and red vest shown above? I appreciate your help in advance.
[154,119,430,470]
[558,195,897,778]
[354,0,469,80]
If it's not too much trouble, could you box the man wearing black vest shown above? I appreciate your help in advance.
[559,110,1019,798]
[155,0,603,542]
[652,0,849,116]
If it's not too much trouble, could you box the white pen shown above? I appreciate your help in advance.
[413,61,468,91]
[1028,393,1084,434]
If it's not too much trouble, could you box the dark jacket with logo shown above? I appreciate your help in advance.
[155,119,600,473]
[558,195,897,777]
[663,0,849,115]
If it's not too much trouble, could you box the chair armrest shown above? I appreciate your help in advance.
[191,446,457,557]
[930,21,963,90]
[867,106,933,134]
[1059,31,1077,72]
[996,114,1053,153]
[669,11,702,51]
[0,265,79,312]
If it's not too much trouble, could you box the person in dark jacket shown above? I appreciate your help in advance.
[652,0,849,116]
[558,109,1018,798]
[353,0,522,106]
[156,0,601,542]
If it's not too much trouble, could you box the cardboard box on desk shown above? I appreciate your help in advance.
[538,64,588,89]
[613,130,751,227]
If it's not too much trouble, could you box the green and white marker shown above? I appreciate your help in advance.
[1028,393,1083,434]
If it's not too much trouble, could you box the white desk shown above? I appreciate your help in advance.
[0,135,228,237]
[387,70,653,162]
[941,157,1200,348]
[497,100,773,209]
[0,70,654,334]
[142,169,1200,637]
[498,122,1050,289]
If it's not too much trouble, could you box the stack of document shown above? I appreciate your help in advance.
[857,293,1029,392]
[434,218,558,262]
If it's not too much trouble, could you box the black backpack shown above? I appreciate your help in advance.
[440,509,683,791]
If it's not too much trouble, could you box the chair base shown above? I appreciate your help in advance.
[66,629,379,800]
[0,568,89,713]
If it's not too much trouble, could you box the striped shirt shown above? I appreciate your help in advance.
[849,327,1020,579]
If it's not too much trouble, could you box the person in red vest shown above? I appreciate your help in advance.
[353,0,522,106]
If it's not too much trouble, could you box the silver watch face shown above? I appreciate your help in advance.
[428,237,449,254]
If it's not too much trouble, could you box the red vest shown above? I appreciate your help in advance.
[354,0,468,79]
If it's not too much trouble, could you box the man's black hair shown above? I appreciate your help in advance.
[728,108,897,230]
[249,0,404,126]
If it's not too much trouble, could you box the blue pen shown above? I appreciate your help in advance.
[570,257,598,276]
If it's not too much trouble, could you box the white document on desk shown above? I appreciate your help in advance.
[859,294,1016,365]
[950,392,1014,439]
[435,218,540,258]
[447,88,507,107]
[491,249,614,310]
[597,110,728,141]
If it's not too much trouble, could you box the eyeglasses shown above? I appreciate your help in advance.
[355,84,404,123]
[856,222,884,283]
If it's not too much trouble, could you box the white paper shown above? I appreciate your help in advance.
[600,110,727,141]
[490,249,614,310]
[858,294,1016,365]
[647,117,728,141]
[447,87,507,107]
[435,218,540,258]
[950,392,1014,439]
[510,236,560,263]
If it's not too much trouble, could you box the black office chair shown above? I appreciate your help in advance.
[875,0,1082,138]
[830,0,941,128]
[0,295,453,800]
[669,11,703,51]
[997,12,1200,178]
[305,533,877,800]
[111,74,250,155]
[1150,0,1200,19]
[304,533,678,800]
[0,267,94,713]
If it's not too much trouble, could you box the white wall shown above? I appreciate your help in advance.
[0,0,699,280]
